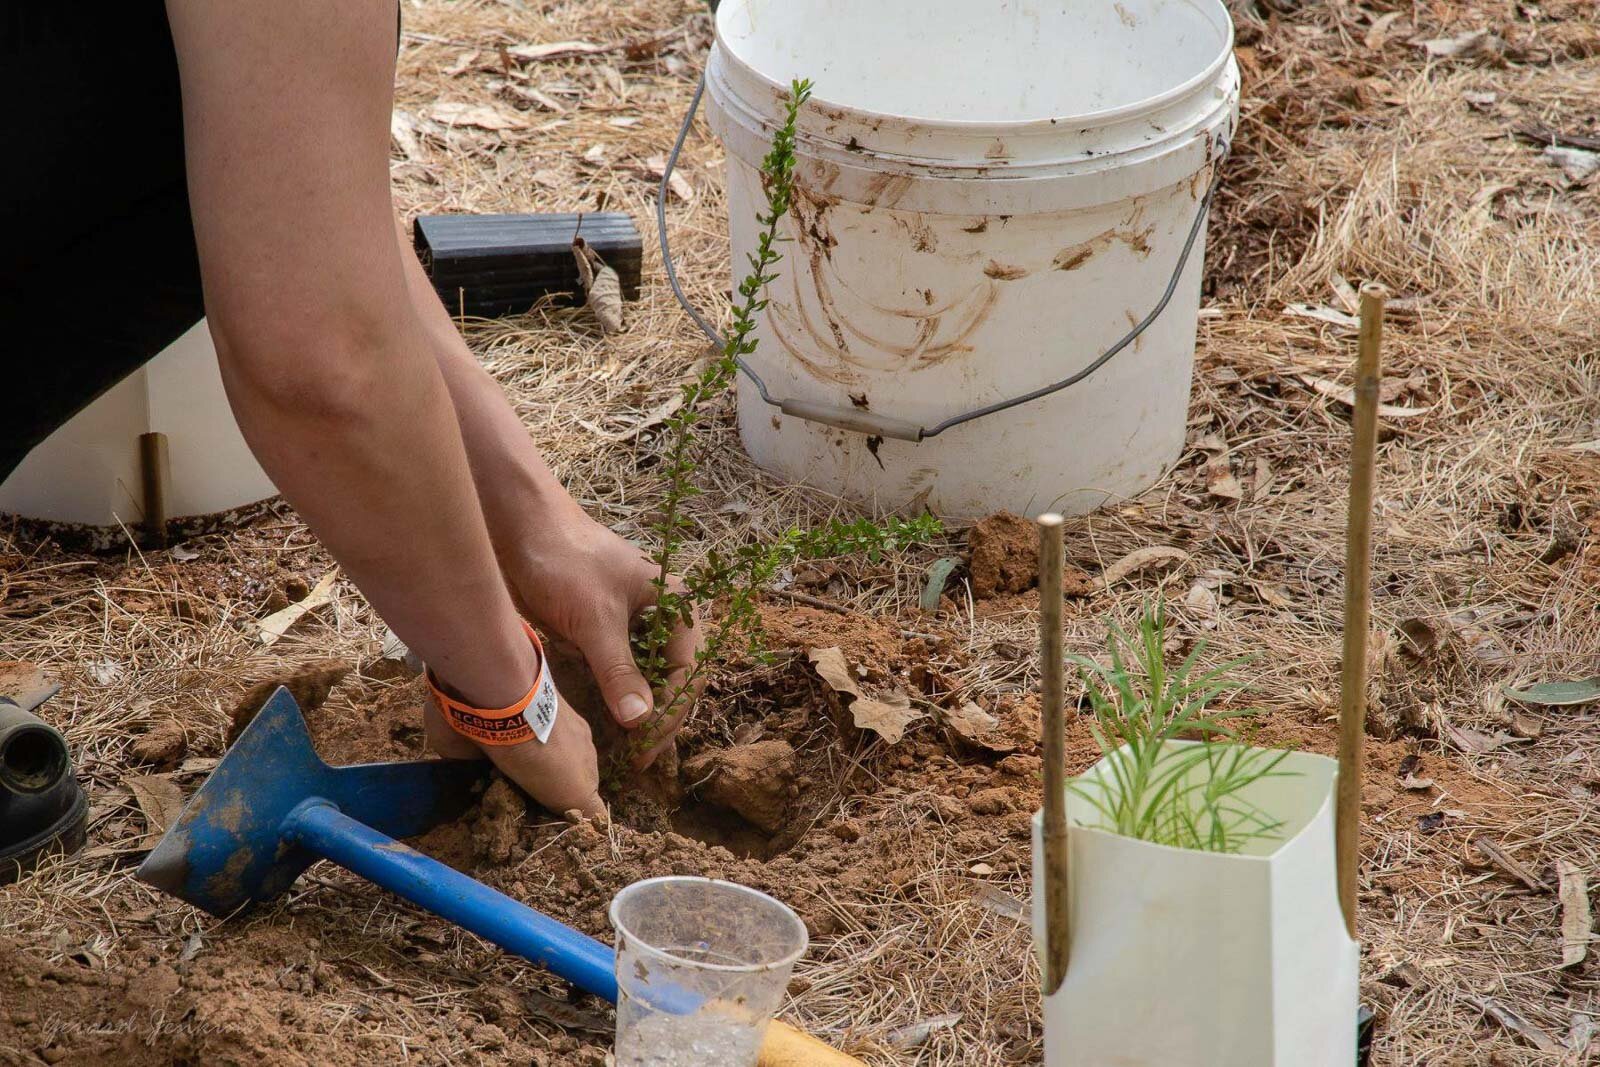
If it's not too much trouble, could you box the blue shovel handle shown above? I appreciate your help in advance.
[286,800,621,1001]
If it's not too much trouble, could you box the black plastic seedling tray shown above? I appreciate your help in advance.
[413,212,642,319]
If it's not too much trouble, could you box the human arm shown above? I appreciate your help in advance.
[164,0,602,811]
[396,223,701,765]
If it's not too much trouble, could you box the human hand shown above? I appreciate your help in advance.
[499,505,702,768]
[423,686,602,816]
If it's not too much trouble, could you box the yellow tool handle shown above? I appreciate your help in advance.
[759,1020,863,1066]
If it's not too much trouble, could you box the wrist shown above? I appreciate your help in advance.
[427,621,560,747]
[432,624,541,710]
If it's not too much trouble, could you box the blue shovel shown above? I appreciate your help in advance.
[135,689,855,1065]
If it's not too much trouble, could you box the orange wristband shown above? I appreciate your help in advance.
[426,621,558,746]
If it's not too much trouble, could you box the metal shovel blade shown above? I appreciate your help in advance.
[135,687,489,917]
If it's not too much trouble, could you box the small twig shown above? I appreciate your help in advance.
[1336,283,1385,940]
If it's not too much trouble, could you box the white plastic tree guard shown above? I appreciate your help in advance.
[706,0,1240,518]
[1032,745,1359,1066]
[0,320,277,529]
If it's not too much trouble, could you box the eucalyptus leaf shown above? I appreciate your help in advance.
[1504,677,1600,707]
[919,557,960,612]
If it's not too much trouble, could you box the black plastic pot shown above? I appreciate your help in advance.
[0,698,87,884]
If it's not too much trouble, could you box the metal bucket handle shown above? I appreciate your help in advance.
[659,73,1231,443]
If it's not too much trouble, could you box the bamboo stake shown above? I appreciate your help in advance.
[1336,283,1386,940]
[1037,512,1071,994]
[139,432,171,549]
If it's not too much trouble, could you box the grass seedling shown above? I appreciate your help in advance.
[1069,601,1294,854]
[617,79,941,776]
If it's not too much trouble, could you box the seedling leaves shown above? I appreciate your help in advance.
[919,557,960,612]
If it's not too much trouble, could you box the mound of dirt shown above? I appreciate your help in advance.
[681,740,798,833]
[967,512,1093,599]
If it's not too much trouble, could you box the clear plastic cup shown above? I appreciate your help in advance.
[610,876,808,1067]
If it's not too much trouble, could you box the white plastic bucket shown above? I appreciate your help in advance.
[706,0,1239,518]
[1031,746,1359,1066]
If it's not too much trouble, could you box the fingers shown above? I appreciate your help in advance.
[579,616,657,729]
[477,697,604,818]
[633,600,705,769]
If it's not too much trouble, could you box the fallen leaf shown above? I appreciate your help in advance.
[1469,996,1561,1052]
[608,116,640,128]
[943,700,1015,753]
[169,544,200,562]
[571,237,624,335]
[918,557,960,613]
[1399,774,1435,791]
[1445,609,1512,667]
[1570,1014,1598,1053]
[1300,376,1432,419]
[1557,860,1591,968]
[1446,722,1517,755]
[505,84,569,112]
[1364,10,1406,50]
[390,109,422,160]
[643,154,695,202]
[1183,581,1219,619]
[507,40,604,62]
[1508,711,1543,740]
[1545,146,1600,183]
[1284,302,1359,330]
[1417,811,1447,832]
[259,571,338,645]
[970,882,1030,922]
[1504,677,1600,707]
[1396,617,1440,658]
[442,49,480,76]
[428,101,529,131]
[807,646,921,744]
[1204,457,1243,501]
[885,1014,963,1050]
[581,143,608,167]
[1094,546,1190,590]
[852,689,920,745]
[1330,273,1360,314]
[1463,89,1498,110]
[1413,28,1493,58]
[124,774,185,849]
[1468,835,1548,892]
[179,932,205,963]
[592,392,687,443]
[968,862,994,876]
[595,64,626,98]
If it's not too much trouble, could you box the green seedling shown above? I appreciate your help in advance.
[617,79,940,777]
[1069,601,1294,854]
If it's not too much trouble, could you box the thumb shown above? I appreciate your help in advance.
[579,624,655,728]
